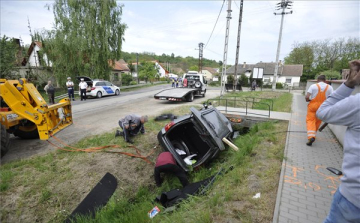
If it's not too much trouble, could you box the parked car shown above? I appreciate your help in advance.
[157,106,233,172]
[76,76,120,98]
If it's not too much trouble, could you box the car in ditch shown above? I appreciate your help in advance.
[76,76,120,98]
[157,106,233,172]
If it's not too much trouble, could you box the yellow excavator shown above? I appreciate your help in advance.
[0,78,73,156]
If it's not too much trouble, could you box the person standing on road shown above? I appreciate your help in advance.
[251,80,256,91]
[66,77,75,101]
[305,75,333,146]
[115,114,148,144]
[79,78,88,101]
[317,60,360,223]
[183,77,188,87]
[171,78,175,88]
[44,80,55,104]
[154,152,189,187]
[175,78,179,88]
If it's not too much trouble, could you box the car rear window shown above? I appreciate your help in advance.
[95,82,105,86]
[185,75,200,80]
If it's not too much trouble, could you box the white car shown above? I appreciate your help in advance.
[76,77,120,98]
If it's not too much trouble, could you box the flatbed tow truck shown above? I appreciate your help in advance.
[154,72,207,102]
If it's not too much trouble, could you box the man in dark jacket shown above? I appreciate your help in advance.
[154,152,189,187]
[115,114,148,144]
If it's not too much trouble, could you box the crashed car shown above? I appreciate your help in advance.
[157,106,233,172]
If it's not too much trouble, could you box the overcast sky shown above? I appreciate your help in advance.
[1,1,359,65]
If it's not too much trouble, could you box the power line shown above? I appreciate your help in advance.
[204,0,226,50]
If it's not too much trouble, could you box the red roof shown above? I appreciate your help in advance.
[109,59,130,71]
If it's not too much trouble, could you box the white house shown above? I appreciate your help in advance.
[154,61,169,78]
[226,62,303,87]
[27,41,52,67]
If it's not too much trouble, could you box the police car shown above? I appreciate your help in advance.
[76,76,120,98]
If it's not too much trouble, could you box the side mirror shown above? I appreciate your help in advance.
[204,80,208,84]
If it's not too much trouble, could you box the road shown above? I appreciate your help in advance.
[3,85,221,163]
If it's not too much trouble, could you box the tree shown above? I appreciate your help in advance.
[318,70,341,80]
[189,65,198,71]
[0,36,20,79]
[138,61,158,83]
[285,37,360,82]
[42,0,127,87]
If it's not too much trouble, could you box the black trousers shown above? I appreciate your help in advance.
[48,92,55,104]
[154,164,189,187]
[80,89,87,100]
[68,88,74,99]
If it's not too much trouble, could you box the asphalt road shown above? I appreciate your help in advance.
[3,85,221,163]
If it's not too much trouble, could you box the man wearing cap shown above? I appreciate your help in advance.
[79,78,88,101]
[115,114,148,144]
[66,77,75,101]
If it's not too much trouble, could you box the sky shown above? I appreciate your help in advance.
[1,1,359,65]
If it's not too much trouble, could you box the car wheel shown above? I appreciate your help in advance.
[195,81,202,88]
[115,89,120,95]
[96,91,102,98]
[171,140,190,156]
[186,92,194,102]
[202,90,206,97]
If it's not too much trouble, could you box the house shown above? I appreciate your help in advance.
[109,59,130,84]
[20,41,53,85]
[226,62,303,87]
[200,67,218,81]
[131,61,169,79]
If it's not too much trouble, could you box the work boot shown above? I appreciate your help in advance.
[115,130,124,137]
[126,139,134,144]
[306,137,315,146]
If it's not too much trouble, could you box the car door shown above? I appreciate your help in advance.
[103,81,115,95]
[190,107,233,150]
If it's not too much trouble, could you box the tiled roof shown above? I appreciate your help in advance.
[109,59,130,71]
[202,67,218,74]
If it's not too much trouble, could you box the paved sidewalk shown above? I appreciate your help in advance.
[272,92,343,223]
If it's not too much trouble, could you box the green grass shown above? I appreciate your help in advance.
[0,105,288,223]
[210,91,293,112]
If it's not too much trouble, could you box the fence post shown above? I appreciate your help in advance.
[252,98,255,109]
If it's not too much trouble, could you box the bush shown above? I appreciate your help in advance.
[121,74,133,86]
[209,81,220,86]
[276,82,283,89]
[227,75,234,83]
[240,74,249,87]
[159,77,167,81]
[130,81,137,85]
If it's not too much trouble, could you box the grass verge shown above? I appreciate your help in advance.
[0,106,288,223]
[211,91,292,112]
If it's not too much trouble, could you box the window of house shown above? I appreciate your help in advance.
[286,78,292,83]
[264,78,270,82]
[113,73,119,81]
[36,51,41,66]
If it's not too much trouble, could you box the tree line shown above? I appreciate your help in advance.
[284,37,360,82]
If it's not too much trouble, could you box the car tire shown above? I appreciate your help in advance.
[202,90,206,97]
[186,92,194,102]
[171,140,190,156]
[195,81,202,88]
[1,124,10,157]
[96,91,102,98]
[115,89,120,96]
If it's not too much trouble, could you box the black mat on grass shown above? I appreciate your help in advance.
[65,172,117,223]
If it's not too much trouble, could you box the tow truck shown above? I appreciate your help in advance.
[0,78,73,156]
[154,71,207,102]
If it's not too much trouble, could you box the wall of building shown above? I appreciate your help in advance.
[306,80,360,146]
[28,45,52,67]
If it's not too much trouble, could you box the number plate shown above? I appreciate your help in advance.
[6,113,19,121]
[159,97,167,100]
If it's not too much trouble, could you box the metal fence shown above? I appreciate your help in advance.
[219,96,274,110]
[55,91,79,100]
[207,97,271,117]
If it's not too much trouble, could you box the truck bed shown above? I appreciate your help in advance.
[154,88,198,101]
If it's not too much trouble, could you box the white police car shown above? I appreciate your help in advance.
[76,76,120,98]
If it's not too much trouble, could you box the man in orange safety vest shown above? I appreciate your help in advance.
[305,75,333,146]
